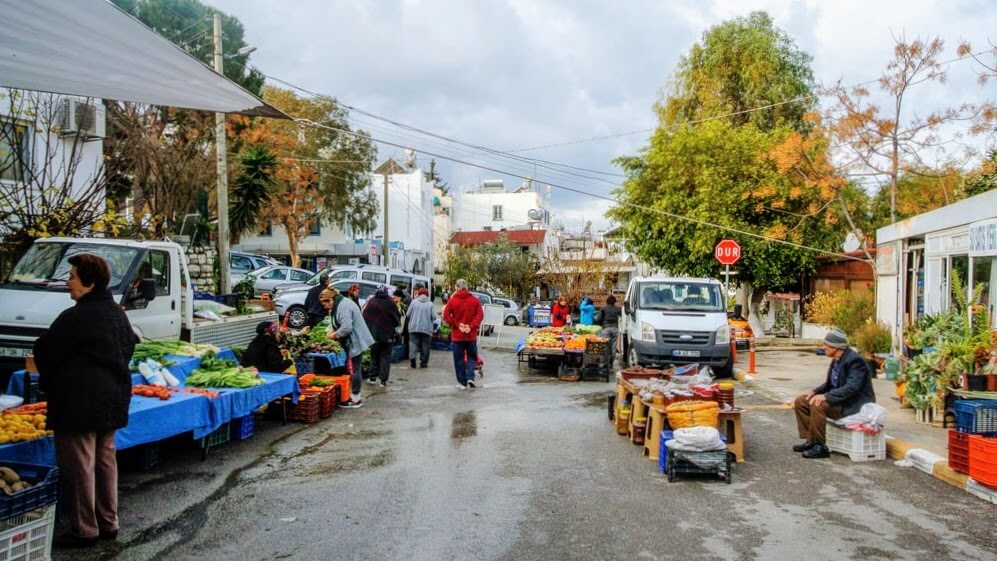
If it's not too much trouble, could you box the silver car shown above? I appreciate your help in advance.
[493,297,522,326]
[274,279,384,329]
[248,266,313,297]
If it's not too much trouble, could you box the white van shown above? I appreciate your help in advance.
[621,276,733,377]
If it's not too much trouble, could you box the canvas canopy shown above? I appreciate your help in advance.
[0,0,285,118]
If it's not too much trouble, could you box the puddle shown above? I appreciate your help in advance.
[768,377,792,381]
[574,391,612,408]
[450,411,478,439]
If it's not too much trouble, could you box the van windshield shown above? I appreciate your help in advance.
[637,281,723,312]
[6,242,139,292]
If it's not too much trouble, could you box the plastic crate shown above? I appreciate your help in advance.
[0,505,55,560]
[825,422,886,461]
[317,386,336,419]
[230,414,255,441]
[431,340,452,351]
[948,430,970,475]
[967,435,997,488]
[0,463,59,521]
[294,356,314,376]
[667,448,732,483]
[659,430,726,474]
[282,395,321,423]
[954,400,997,435]
[390,344,407,363]
[200,421,231,448]
[130,444,161,471]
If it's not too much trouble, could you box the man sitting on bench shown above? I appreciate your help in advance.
[793,328,876,458]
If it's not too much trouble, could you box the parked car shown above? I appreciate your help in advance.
[274,279,385,329]
[493,297,522,326]
[728,313,753,350]
[468,291,495,335]
[247,265,313,297]
[230,251,281,287]
[272,264,431,298]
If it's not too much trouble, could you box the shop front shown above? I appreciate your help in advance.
[876,190,997,353]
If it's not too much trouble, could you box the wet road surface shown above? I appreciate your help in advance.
[58,349,995,561]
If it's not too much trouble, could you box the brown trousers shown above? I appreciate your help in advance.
[54,431,119,538]
[794,394,843,445]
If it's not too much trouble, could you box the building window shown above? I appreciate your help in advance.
[492,205,503,221]
[307,217,321,236]
[259,223,272,237]
[0,120,30,182]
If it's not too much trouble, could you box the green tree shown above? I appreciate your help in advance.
[964,149,997,198]
[111,0,263,94]
[423,158,449,195]
[229,146,277,243]
[660,11,815,133]
[477,238,536,301]
[443,245,485,290]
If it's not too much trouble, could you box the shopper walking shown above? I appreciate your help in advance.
[34,254,138,548]
[443,279,484,389]
[407,287,436,368]
[363,285,401,387]
[324,288,374,408]
[303,272,330,327]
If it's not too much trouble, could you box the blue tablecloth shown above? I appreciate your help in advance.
[307,351,346,370]
[116,391,215,447]
[203,372,299,435]
[0,437,54,465]
[515,337,527,355]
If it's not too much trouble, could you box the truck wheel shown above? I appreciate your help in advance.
[287,306,308,329]
[715,356,734,379]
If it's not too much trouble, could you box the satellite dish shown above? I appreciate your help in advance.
[843,232,861,253]
[527,209,540,221]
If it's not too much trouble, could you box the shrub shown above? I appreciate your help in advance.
[832,289,876,339]
[804,291,843,325]
[854,321,892,354]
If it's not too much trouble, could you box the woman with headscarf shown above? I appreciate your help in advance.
[362,285,401,387]
[323,288,374,408]
[241,321,292,373]
[578,296,595,325]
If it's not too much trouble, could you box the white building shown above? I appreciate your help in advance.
[453,179,552,232]
[875,189,997,352]
[236,158,435,275]
[432,187,454,284]
[1,92,106,233]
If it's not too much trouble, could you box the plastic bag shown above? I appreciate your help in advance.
[836,403,887,429]
[665,426,726,451]
[0,395,24,412]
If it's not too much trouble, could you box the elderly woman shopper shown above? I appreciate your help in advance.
[406,287,436,368]
[362,285,401,387]
[34,253,138,548]
[323,288,373,408]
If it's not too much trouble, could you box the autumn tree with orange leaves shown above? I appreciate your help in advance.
[235,86,378,267]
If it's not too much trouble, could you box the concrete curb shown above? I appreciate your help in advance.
[883,436,996,504]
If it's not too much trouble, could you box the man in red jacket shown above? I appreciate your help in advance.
[443,279,484,389]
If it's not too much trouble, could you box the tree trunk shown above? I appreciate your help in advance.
[286,226,301,268]
[745,281,767,336]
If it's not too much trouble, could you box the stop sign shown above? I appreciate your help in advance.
[715,239,741,266]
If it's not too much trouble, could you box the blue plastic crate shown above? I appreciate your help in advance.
[230,415,255,441]
[390,344,407,363]
[200,421,231,448]
[0,462,59,521]
[659,430,726,474]
[954,400,997,435]
[431,340,452,351]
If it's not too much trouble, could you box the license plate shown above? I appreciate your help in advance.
[0,346,31,358]
[672,349,700,358]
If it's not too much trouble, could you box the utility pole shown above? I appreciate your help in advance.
[213,13,232,294]
[382,171,389,267]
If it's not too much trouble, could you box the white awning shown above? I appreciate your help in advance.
[0,0,285,118]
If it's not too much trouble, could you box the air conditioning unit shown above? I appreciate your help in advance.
[59,99,106,141]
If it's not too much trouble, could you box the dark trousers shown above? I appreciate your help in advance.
[347,353,363,396]
[794,394,843,444]
[452,341,478,385]
[55,430,118,538]
[369,341,393,383]
[409,333,431,366]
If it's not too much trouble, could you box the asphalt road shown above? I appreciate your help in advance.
[57,348,995,561]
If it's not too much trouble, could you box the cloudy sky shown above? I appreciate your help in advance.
[211,0,996,233]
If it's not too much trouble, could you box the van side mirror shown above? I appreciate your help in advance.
[623,300,632,315]
[139,279,157,301]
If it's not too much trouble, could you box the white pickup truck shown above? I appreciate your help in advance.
[0,237,276,374]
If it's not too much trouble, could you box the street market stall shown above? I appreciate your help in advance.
[518,326,610,380]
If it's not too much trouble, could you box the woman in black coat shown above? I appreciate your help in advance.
[34,253,138,548]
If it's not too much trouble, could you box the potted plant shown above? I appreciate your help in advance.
[854,321,892,376]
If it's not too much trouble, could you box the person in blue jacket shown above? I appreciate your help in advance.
[578,296,596,325]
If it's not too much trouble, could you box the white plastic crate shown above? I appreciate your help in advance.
[826,421,886,461]
[0,505,55,561]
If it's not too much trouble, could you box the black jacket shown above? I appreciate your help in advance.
[363,293,401,343]
[304,283,326,320]
[813,347,876,416]
[34,289,138,433]
[241,333,291,373]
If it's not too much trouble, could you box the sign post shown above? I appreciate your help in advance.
[714,239,742,298]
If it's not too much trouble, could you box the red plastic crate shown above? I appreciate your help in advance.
[967,435,997,487]
[948,430,970,475]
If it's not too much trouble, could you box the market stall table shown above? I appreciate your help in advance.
[641,404,744,463]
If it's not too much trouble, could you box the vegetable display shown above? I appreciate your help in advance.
[0,466,36,495]
[0,411,50,444]
[132,385,171,400]
[186,354,264,389]
[132,341,220,365]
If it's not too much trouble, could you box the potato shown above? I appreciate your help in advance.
[0,467,19,485]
